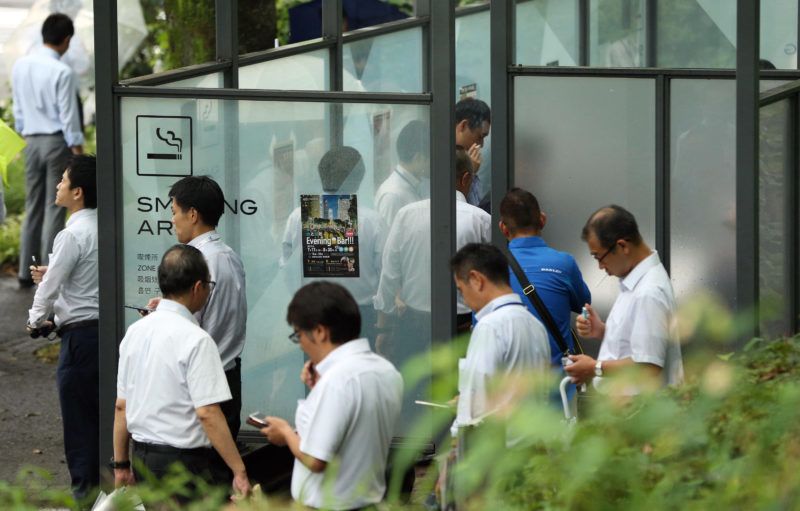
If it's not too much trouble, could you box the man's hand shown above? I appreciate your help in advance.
[261,417,292,446]
[27,320,54,336]
[564,354,597,385]
[231,469,251,500]
[467,143,482,172]
[145,296,161,314]
[114,467,135,488]
[576,303,605,339]
[29,265,47,284]
[300,360,318,389]
[70,145,83,155]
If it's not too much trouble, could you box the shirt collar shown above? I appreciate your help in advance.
[39,46,61,60]
[620,251,661,292]
[66,208,95,227]
[475,293,524,323]
[315,338,371,375]
[396,164,421,188]
[188,230,220,248]
[456,190,467,203]
[508,235,547,249]
[156,299,199,325]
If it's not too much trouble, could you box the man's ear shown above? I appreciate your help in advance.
[539,212,547,230]
[72,186,84,202]
[498,220,511,240]
[456,119,469,134]
[617,239,630,254]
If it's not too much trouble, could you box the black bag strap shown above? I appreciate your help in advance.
[502,245,573,357]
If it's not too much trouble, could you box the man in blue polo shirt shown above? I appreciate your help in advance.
[499,188,591,365]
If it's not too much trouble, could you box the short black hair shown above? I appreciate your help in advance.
[455,98,491,130]
[42,13,74,46]
[450,243,510,286]
[318,146,365,192]
[500,187,543,234]
[169,176,225,227]
[581,205,643,248]
[158,244,210,298]
[287,282,361,344]
[455,145,473,184]
[397,120,430,165]
[66,154,97,209]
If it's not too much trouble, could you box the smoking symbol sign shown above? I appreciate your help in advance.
[136,115,193,176]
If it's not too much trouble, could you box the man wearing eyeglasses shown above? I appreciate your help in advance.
[564,205,683,390]
[146,176,248,446]
[260,282,403,510]
[114,244,251,500]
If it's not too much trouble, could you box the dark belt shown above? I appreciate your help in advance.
[57,319,99,337]
[133,440,212,457]
[25,131,63,137]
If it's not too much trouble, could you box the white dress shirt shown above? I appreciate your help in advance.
[452,293,550,444]
[28,208,97,327]
[189,231,247,371]
[280,205,387,306]
[117,299,232,449]
[598,251,684,387]
[11,46,84,147]
[374,165,424,227]
[292,338,403,510]
[374,191,491,314]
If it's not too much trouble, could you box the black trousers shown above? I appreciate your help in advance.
[133,441,216,502]
[56,325,100,500]
[211,357,242,485]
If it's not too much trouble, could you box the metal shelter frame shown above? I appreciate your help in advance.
[91,0,799,477]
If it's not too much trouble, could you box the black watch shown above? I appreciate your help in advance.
[108,457,131,470]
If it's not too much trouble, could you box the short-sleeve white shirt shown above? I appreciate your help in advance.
[599,251,684,386]
[292,338,403,510]
[453,294,550,442]
[117,299,232,449]
[374,165,424,227]
[189,231,248,371]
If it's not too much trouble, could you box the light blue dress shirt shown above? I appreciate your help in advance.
[11,46,84,147]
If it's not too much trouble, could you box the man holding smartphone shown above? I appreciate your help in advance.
[26,155,98,502]
[260,282,403,510]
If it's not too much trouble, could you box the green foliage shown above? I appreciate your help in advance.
[0,214,21,267]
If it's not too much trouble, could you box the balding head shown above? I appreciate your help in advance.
[581,205,643,249]
[158,244,210,299]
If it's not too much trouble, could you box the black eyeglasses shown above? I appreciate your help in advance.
[594,245,615,264]
[204,280,216,292]
[288,330,301,344]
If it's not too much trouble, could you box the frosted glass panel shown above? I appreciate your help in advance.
[761,0,798,70]
[759,99,792,337]
[343,27,423,93]
[238,49,329,90]
[670,79,736,308]
[456,8,492,203]
[657,0,735,68]
[513,76,656,320]
[590,0,646,67]
[120,97,429,435]
[156,73,223,88]
[516,0,579,66]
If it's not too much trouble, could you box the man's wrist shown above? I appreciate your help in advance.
[109,457,131,469]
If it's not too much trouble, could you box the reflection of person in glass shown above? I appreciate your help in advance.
[281,147,388,344]
[374,120,430,226]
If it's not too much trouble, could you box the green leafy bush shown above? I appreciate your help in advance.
[0,213,21,267]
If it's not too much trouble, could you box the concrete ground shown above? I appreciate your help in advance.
[0,273,70,489]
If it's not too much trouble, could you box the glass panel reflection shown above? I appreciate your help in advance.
[343,27,423,93]
[239,48,329,90]
[589,0,646,67]
[515,0,579,66]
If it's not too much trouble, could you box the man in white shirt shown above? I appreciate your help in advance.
[450,243,550,443]
[26,155,97,502]
[260,282,403,510]
[114,244,251,500]
[565,205,684,390]
[280,147,387,344]
[374,119,430,227]
[13,14,84,287]
[148,176,247,440]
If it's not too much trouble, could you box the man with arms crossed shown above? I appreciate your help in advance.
[27,155,97,502]
[148,176,247,439]
[113,244,251,498]
[565,205,684,389]
[13,13,84,287]
[261,282,403,510]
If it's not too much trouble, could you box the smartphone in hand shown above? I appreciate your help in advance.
[246,411,269,428]
[124,304,153,315]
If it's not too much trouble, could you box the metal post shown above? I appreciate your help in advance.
[645,0,657,67]
[430,0,456,343]
[736,0,760,337]
[216,0,239,88]
[578,0,589,66]
[93,0,120,480]
[417,0,431,92]
[322,0,343,147]
[491,0,512,244]
[655,74,670,272]
[790,95,800,333]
